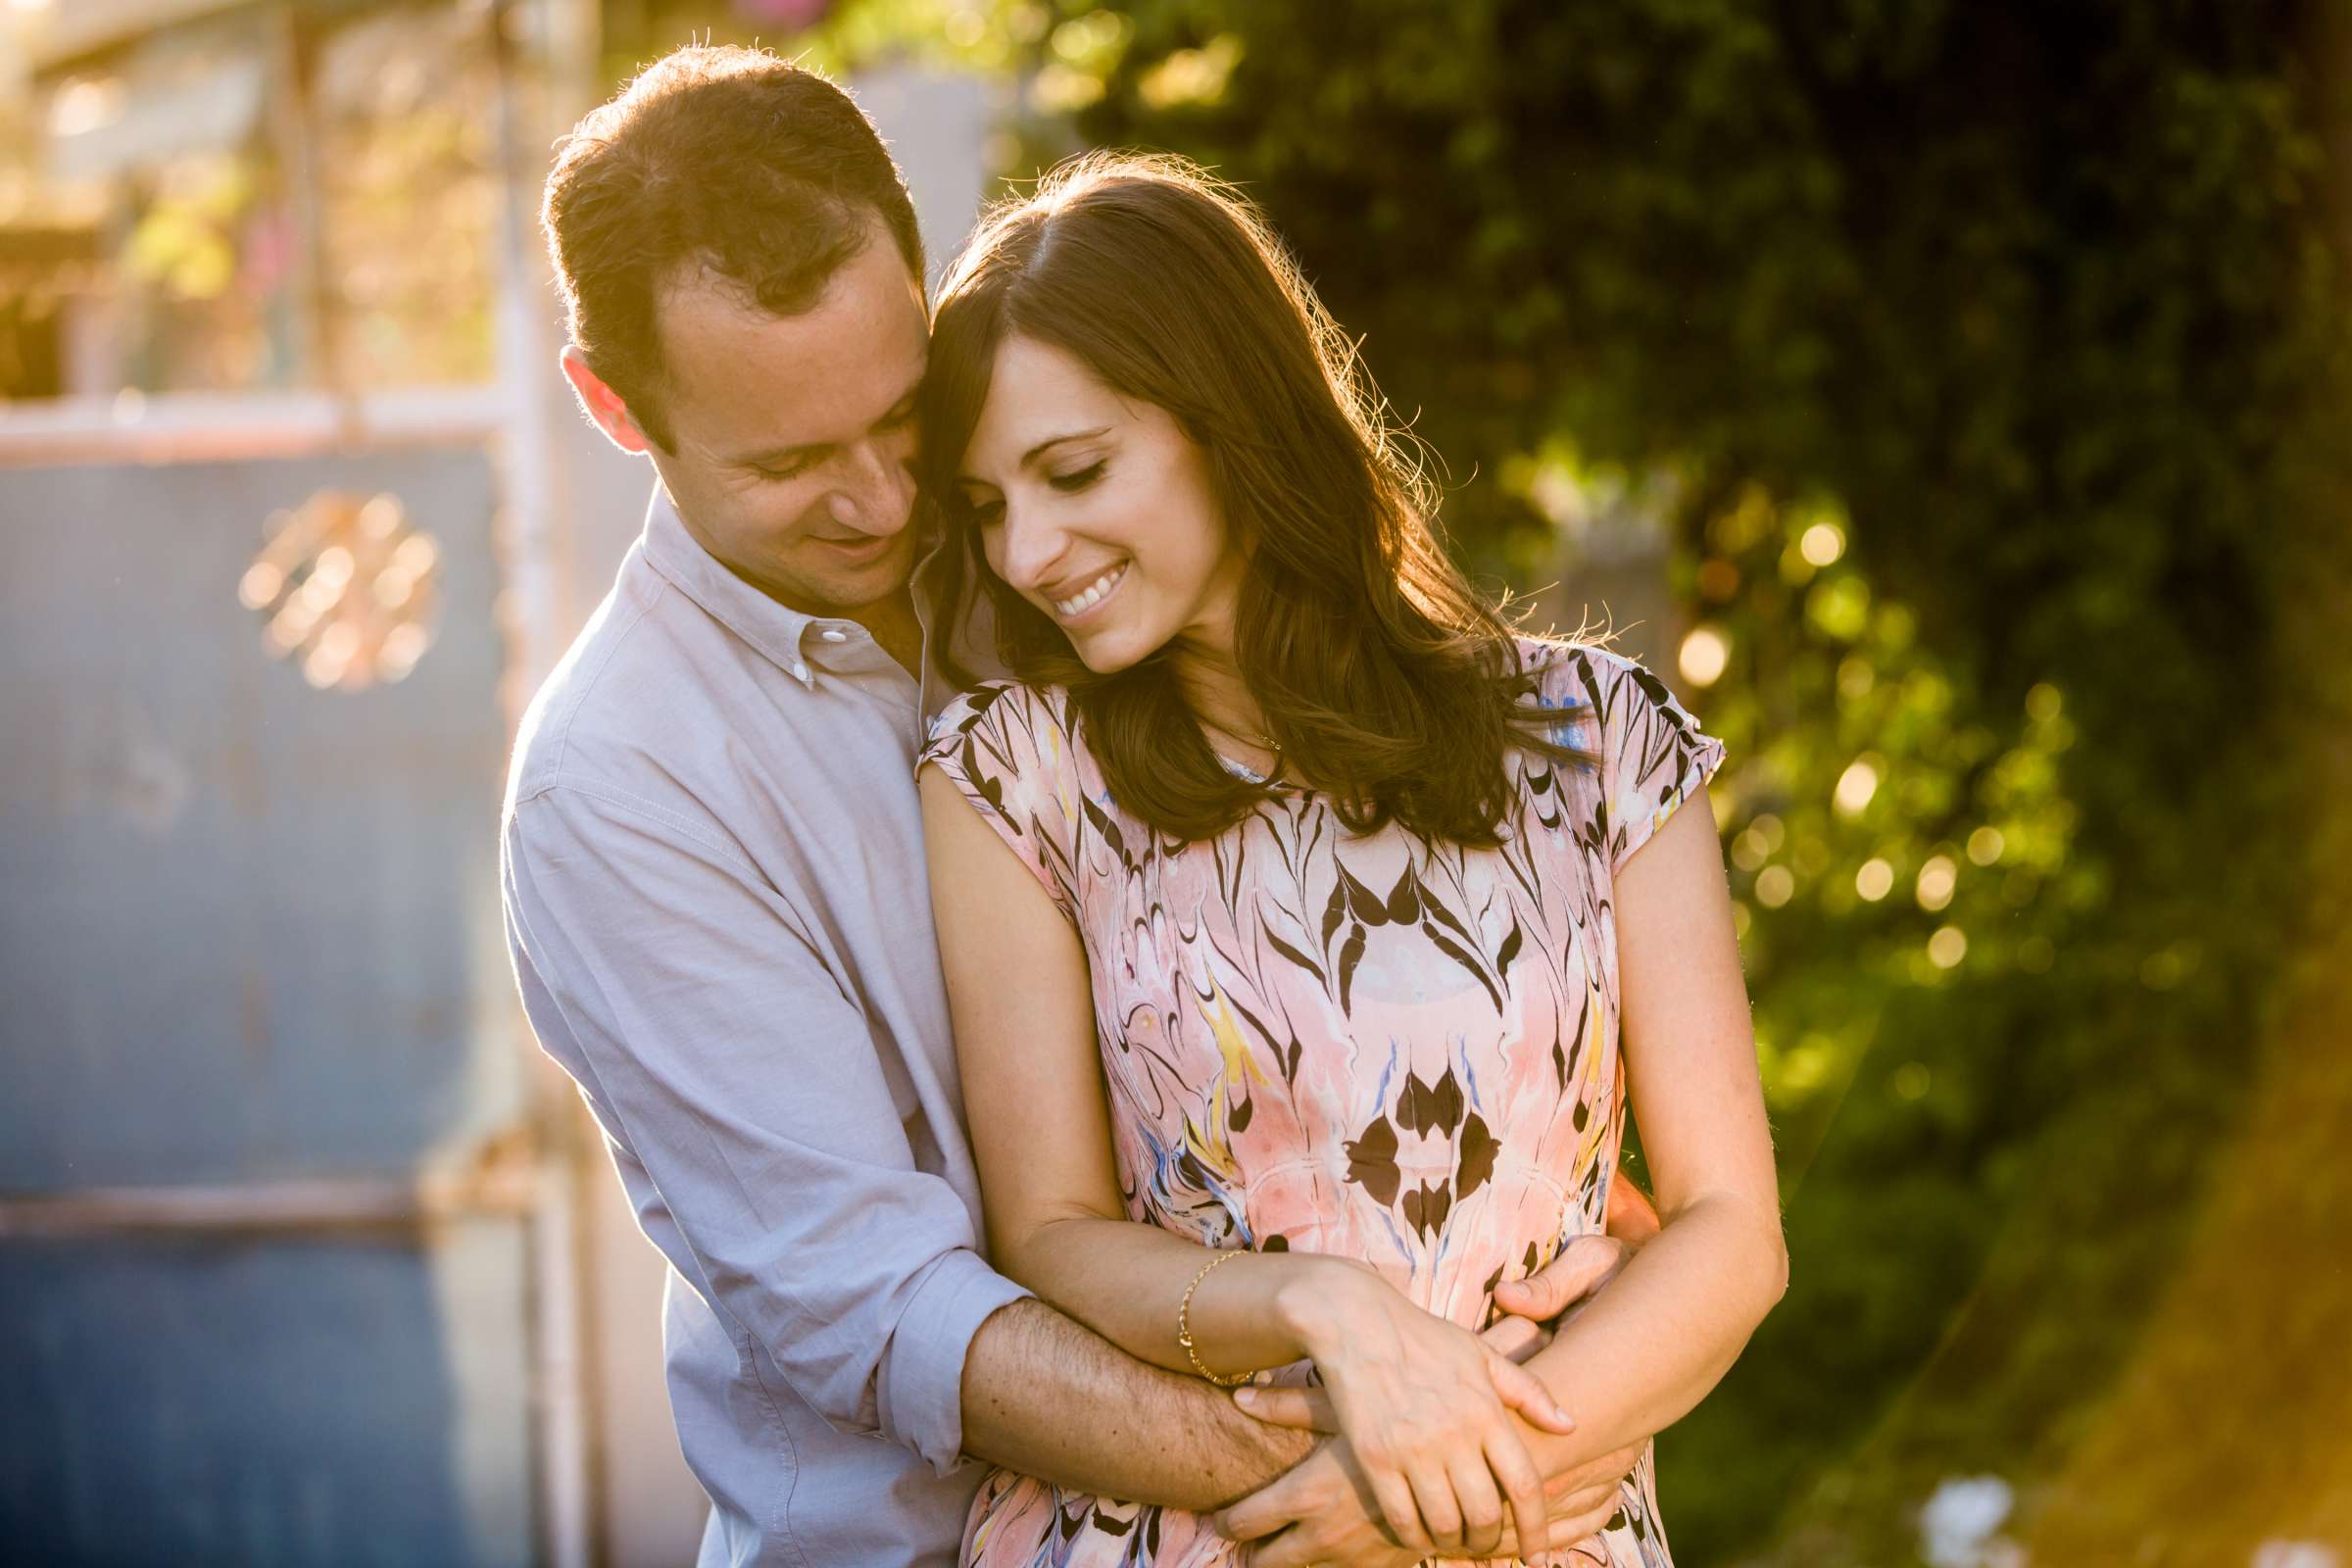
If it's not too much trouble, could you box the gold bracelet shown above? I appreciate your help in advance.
[1177,1249,1257,1388]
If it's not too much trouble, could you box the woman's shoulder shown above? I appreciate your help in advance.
[923,678,1079,764]
[1512,633,1678,713]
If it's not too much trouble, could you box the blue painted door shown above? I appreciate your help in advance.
[0,447,538,1566]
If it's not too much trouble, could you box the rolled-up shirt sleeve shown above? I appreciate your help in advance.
[502,777,1029,1474]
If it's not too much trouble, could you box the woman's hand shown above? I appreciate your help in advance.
[1212,1432,1645,1568]
[1273,1256,1577,1558]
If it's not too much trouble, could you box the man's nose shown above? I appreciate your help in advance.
[834,440,915,536]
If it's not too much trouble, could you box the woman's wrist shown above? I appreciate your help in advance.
[1270,1253,1378,1360]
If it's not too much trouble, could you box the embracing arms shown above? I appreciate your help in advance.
[503,775,1601,1524]
[921,764,1613,1557]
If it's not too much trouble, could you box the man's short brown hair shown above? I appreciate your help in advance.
[541,46,923,451]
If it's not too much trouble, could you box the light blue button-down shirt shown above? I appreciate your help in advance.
[501,486,1029,1566]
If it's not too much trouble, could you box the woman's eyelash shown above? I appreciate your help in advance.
[1050,462,1106,491]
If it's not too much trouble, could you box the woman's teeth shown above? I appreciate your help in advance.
[1053,562,1128,618]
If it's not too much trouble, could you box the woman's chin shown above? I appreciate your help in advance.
[1067,623,1156,675]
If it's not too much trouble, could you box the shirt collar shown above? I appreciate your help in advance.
[639,485,824,687]
[636,483,1001,702]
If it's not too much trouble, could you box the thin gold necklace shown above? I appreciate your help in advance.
[1200,714,1277,753]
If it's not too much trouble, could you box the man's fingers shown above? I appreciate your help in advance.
[1243,1525,1319,1568]
[1214,1473,1308,1543]
[1493,1235,1630,1321]
[1554,1494,1627,1544]
[1478,1313,1547,1363]
[1446,1452,1508,1557]
[1487,1350,1577,1435]
[1372,1468,1435,1557]
[1485,1430,1549,1559]
[1231,1384,1336,1432]
[1405,1462,1464,1554]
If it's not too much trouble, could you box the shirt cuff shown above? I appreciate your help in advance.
[877,1249,1033,1476]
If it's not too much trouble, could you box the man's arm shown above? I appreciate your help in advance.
[504,782,1030,1474]
[508,779,1329,1504]
[962,1298,1313,1510]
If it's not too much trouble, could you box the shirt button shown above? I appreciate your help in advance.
[820,627,849,642]
[793,662,810,682]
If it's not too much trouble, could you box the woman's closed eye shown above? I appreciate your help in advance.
[1048,461,1106,493]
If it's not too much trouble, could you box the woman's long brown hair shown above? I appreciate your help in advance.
[921,153,1587,847]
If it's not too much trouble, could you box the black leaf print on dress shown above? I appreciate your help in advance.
[1396,1068,1465,1136]
[1496,918,1524,974]
[1627,662,1681,724]
[1340,863,1391,926]
[958,736,1012,826]
[1337,924,1367,1013]
[1426,923,1505,1014]
[1457,1112,1497,1200]
[1080,792,1130,870]
[1261,928,1327,985]
[1401,1179,1452,1240]
[1421,893,1476,947]
[1384,865,1421,924]
[1319,879,1348,950]
[1343,1115,1400,1206]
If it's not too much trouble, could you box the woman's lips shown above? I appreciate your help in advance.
[1052,560,1131,623]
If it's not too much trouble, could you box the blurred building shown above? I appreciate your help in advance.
[0,3,990,1563]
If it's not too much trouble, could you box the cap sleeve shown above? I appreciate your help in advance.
[919,682,1082,919]
[1558,643,1728,875]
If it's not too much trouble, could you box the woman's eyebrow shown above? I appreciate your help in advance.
[1018,426,1111,468]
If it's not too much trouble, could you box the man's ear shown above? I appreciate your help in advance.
[560,345,656,456]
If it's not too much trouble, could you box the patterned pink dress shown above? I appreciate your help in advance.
[920,638,1724,1568]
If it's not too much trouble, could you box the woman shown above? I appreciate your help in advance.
[916,153,1785,1568]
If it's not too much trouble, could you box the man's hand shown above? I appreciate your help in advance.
[1210,1435,1645,1567]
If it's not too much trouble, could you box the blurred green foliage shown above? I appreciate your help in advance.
[641,0,2352,1556]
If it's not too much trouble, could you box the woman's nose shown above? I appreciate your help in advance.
[996,503,1067,593]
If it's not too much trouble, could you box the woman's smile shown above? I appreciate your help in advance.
[1049,559,1130,622]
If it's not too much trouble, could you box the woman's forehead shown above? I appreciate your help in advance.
[964,338,1135,468]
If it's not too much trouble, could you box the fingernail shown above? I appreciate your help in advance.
[1233,1386,1257,1405]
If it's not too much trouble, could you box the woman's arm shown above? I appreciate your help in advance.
[1513,790,1789,1465]
[918,762,1328,1374]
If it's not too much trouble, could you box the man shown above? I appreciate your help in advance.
[503,45,1650,1567]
